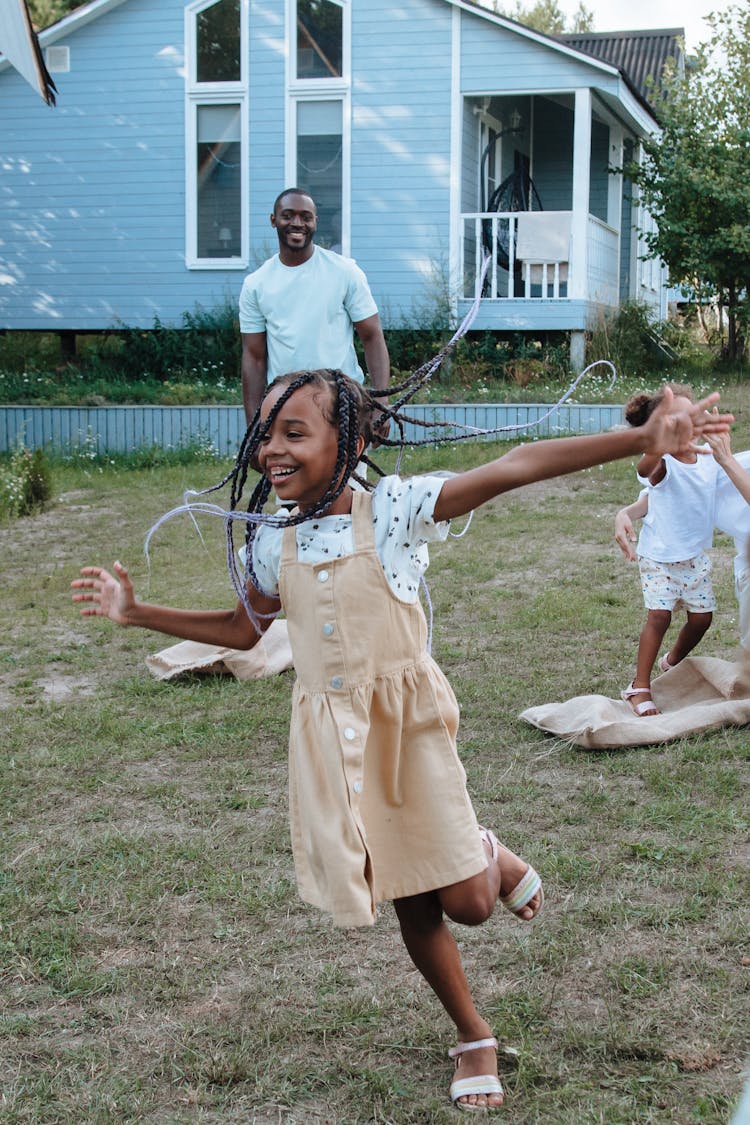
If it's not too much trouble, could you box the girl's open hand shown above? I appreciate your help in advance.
[71,561,135,625]
[642,389,732,455]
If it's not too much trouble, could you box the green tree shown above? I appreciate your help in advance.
[489,0,594,34]
[26,0,79,30]
[628,4,750,362]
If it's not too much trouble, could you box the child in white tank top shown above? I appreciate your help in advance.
[620,385,719,717]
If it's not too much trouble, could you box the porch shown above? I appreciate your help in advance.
[460,211,619,306]
[454,89,632,358]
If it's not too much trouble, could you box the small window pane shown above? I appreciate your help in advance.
[197,0,241,83]
[297,0,342,79]
[197,104,242,257]
[296,100,342,250]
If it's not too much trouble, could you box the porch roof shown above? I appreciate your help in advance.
[558,28,684,115]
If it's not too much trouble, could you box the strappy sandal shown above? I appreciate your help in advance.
[621,681,660,716]
[448,1037,503,1112]
[659,653,674,672]
[480,828,544,920]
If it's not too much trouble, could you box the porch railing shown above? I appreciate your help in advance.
[460,211,619,305]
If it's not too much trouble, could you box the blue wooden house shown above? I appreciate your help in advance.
[0,0,682,366]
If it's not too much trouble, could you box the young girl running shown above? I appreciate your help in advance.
[616,427,750,652]
[72,370,728,1111]
[619,385,721,717]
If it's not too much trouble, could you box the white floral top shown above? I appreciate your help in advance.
[250,475,451,602]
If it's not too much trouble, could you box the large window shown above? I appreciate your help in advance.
[290,1,348,252]
[186,0,247,268]
[196,104,242,258]
[296,100,342,249]
[296,0,343,79]
[197,0,241,82]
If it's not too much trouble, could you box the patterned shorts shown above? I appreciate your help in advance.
[638,552,716,613]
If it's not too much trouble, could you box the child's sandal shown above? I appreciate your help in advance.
[480,828,544,920]
[621,681,660,716]
[448,1037,503,1112]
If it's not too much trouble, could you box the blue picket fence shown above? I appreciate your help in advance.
[0,402,626,456]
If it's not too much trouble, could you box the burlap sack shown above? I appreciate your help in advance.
[145,618,294,682]
[521,653,750,749]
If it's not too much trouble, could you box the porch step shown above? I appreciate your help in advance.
[644,329,677,364]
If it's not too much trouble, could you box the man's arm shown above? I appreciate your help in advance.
[353,314,389,392]
[241,332,268,424]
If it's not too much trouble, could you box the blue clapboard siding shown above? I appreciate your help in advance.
[0,403,626,454]
[351,0,453,317]
[460,10,619,96]
[0,0,650,337]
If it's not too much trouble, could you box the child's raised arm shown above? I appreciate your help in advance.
[71,560,281,650]
[707,429,750,508]
[432,389,731,522]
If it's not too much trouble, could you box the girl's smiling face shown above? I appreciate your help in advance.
[258,382,362,514]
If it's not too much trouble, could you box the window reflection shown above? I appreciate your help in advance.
[197,0,241,83]
[297,100,342,249]
[297,0,343,79]
[197,104,242,257]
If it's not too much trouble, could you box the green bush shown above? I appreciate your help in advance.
[585,301,708,377]
[93,302,241,384]
[0,443,52,519]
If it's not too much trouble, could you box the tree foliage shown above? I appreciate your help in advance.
[629,3,750,361]
[491,0,594,34]
[26,0,79,30]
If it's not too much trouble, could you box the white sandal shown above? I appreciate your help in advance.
[659,653,674,672]
[480,828,544,919]
[621,681,659,716]
[448,1037,503,1111]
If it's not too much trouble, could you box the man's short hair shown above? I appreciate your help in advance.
[273,187,316,214]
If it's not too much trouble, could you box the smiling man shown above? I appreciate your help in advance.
[239,188,390,423]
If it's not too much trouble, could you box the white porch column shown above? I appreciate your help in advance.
[569,87,592,300]
[608,123,624,230]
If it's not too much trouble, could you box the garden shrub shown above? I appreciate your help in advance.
[0,443,52,519]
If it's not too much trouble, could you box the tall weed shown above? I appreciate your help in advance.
[0,441,52,519]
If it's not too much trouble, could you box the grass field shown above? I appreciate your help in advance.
[2,388,749,1123]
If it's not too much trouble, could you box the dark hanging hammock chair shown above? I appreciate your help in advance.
[481,165,545,273]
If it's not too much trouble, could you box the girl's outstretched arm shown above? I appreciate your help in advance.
[433,389,732,522]
[71,561,281,649]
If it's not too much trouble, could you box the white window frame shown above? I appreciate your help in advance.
[185,0,249,270]
[286,0,350,253]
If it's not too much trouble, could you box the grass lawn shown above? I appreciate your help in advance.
[1,386,749,1123]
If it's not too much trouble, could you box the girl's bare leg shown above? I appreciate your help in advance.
[393,835,541,1108]
[662,610,712,666]
[627,608,671,713]
[394,890,501,1110]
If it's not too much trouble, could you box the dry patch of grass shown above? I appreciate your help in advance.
[1,400,749,1122]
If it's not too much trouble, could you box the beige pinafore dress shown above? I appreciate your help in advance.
[278,489,487,927]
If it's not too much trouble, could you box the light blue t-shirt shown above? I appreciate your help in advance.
[238,245,378,383]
